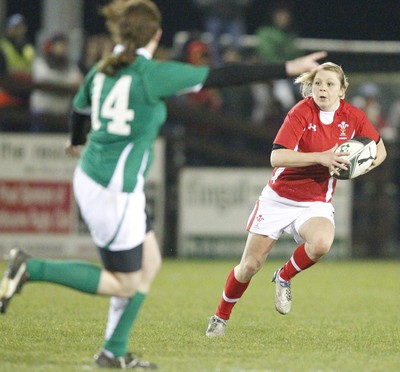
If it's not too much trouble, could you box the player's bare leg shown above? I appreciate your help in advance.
[206,233,275,337]
[138,230,162,293]
[273,217,334,314]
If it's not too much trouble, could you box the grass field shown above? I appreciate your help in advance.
[0,258,399,372]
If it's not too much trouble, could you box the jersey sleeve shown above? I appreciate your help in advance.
[72,67,97,110]
[273,106,307,149]
[144,61,210,99]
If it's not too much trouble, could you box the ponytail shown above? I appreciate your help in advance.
[98,42,135,76]
[99,0,161,76]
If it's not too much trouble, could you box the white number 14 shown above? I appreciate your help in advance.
[91,73,134,135]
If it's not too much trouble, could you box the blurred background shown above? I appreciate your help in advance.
[0,0,399,260]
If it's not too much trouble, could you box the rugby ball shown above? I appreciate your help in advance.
[331,137,377,180]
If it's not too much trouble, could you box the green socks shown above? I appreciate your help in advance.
[104,292,146,357]
[27,259,101,294]
[26,258,145,358]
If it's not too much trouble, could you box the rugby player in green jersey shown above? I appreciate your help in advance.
[0,0,326,368]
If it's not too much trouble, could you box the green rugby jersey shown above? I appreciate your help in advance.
[73,54,209,192]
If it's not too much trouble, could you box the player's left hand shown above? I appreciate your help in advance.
[65,141,82,157]
[285,51,327,76]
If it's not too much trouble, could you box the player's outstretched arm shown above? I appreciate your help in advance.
[203,51,327,89]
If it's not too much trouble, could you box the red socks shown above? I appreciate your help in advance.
[279,243,316,282]
[215,245,315,320]
[216,268,249,320]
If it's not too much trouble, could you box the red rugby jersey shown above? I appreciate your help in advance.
[268,97,380,202]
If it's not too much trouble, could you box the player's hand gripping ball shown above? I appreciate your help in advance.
[331,137,377,180]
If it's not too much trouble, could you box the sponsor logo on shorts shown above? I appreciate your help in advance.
[254,214,264,229]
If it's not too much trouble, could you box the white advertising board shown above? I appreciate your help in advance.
[178,167,352,259]
[0,134,165,258]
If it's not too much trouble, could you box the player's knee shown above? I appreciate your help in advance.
[117,274,139,297]
[140,260,161,291]
[309,238,332,259]
[239,257,262,280]
[119,283,136,297]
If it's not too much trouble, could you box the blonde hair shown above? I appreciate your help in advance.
[295,62,349,98]
[98,0,161,75]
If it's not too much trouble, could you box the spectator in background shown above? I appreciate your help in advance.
[219,46,253,119]
[350,82,390,140]
[256,3,302,111]
[193,0,253,65]
[183,39,222,110]
[241,47,286,129]
[256,3,301,63]
[178,38,223,165]
[349,82,391,249]
[78,33,114,75]
[0,14,34,131]
[30,33,83,132]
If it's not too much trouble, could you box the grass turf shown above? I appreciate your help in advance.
[0,259,399,371]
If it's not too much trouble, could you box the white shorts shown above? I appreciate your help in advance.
[247,186,335,244]
[73,166,146,251]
